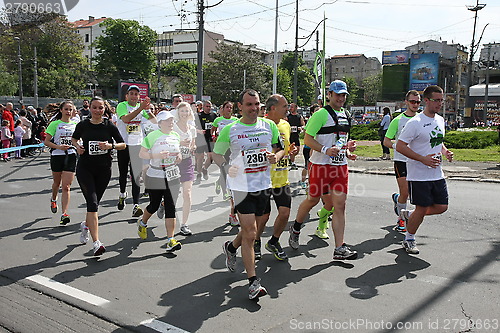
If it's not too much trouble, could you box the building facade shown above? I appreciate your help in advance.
[325,54,381,85]
[153,29,225,65]
[71,16,108,64]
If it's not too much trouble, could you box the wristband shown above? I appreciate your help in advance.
[321,146,328,154]
[111,142,115,150]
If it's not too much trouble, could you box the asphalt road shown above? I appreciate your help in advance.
[0,153,499,333]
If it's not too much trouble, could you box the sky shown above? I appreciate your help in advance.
[63,0,499,61]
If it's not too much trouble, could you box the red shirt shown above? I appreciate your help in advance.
[2,110,14,132]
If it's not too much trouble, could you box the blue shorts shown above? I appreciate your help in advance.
[409,179,448,207]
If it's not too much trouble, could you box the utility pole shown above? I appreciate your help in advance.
[196,0,205,101]
[196,0,224,101]
[465,0,486,123]
[483,43,491,124]
[14,37,23,107]
[157,55,161,104]
[292,0,298,103]
[272,0,278,94]
[34,46,38,108]
[315,30,320,99]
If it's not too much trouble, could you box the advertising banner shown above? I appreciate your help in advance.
[409,53,439,91]
[382,50,410,65]
[119,81,150,101]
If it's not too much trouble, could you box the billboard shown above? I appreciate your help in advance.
[118,81,150,102]
[409,53,439,91]
[382,50,410,65]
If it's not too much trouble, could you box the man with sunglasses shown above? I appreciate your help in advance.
[396,85,453,255]
[383,90,421,232]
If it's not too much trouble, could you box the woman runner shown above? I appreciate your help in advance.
[72,97,126,256]
[44,101,78,225]
[136,111,183,252]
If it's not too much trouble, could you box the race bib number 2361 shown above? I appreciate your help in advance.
[243,148,268,174]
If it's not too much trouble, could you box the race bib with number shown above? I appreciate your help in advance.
[88,141,107,155]
[291,126,298,133]
[164,165,180,181]
[275,155,290,171]
[243,148,268,174]
[205,123,212,130]
[59,136,72,146]
[180,146,191,159]
[160,154,177,168]
[329,152,346,165]
[126,122,141,134]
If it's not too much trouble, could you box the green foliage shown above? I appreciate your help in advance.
[158,60,197,94]
[276,67,292,102]
[158,60,197,95]
[279,52,305,73]
[204,43,271,105]
[362,73,382,104]
[0,57,18,95]
[357,143,500,162]
[350,122,380,140]
[94,19,156,93]
[0,14,88,98]
[342,77,361,106]
[162,60,196,77]
[279,52,315,105]
[444,130,498,149]
[296,66,315,106]
[176,66,197,94]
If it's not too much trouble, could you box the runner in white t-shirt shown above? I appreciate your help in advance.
[213,89,283,300]
[396,85,454,255]
[115,85,155,217]
[383,90,421,232]
[289,80,358,261]
[44,101,78,226]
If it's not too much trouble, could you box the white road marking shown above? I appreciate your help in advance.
[140,318,189,333]
[26,274,110,307]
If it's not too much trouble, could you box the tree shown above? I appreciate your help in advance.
[279,52,305,73]
[0,57,18,95]
[0,12,88,98]
[279,52,315,106]
[204,43,272,105]
[342,76,361,106]
[362,73,382,104]
[162,60,197,94]
[94,19,156,95]
[276,68,292,102]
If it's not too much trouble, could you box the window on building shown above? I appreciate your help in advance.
[85,34,89,43]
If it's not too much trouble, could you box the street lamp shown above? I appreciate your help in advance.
[13,37,23,107]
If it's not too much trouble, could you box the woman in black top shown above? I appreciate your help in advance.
[72,97,126,256]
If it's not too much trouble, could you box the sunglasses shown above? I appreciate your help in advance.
[407,100,421,105]
[428,98,444,103]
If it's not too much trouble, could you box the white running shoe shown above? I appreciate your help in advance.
[80,221,89,244]
[93,240,106,256]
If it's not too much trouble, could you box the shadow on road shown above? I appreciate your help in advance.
[346,249,431,299]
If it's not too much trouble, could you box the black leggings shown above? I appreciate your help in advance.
[77,163,111,212]
[117,145,141,204]
[145,176,180,218]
